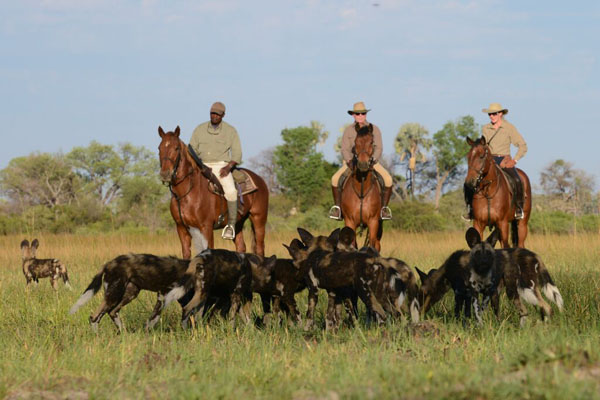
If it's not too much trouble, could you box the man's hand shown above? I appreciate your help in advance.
[500,156,516,168]
[219,161,237,178]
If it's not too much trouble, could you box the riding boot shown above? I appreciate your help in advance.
[514,179,525,220]
[462,183,474,221]
[380,186,393,220]
[222,200,237,240]
[328,185,343,220]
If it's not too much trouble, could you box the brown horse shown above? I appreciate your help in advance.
[340,124,383,252]
[158,126,269,258]
[464,136,531,248]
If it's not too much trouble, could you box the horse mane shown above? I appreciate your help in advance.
[355,123,373,137]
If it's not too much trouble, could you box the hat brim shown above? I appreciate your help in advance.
[348,109,371,115]
[482,108,508,115]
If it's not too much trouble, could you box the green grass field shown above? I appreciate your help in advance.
[0,230,598,399]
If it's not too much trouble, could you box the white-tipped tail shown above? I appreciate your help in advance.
[542,283,564,311]
[69,289,95,314]
[410,298,420,323]
[163,285,187,308]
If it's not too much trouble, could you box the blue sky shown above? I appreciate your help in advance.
[1,0,598,190]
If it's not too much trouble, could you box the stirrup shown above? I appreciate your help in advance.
[328,205,342,220]
[380,206,392,220]
[461,209,473,221]
[221,224,235,240]
[515,208,524,220]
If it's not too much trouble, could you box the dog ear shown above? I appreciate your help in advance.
[327,228,341,247]
[339,226,356,246]
[297,227,313,245]
[31,239,39,257]
[415,267,427,283]
[465,228,482,248]
[265,255,277,272]
[485,228,500,248]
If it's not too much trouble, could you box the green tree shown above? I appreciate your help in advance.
[540,159,596,215]
[431,116,479,209]
[0,152,78,210]
[273,123,334,210]
[394,123,432,196]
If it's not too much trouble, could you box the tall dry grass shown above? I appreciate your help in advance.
[0,229,598,399]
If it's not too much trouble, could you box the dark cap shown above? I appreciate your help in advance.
[210,102,226,116]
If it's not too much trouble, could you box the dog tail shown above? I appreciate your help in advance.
[163,257,199,308]
[538,259,564,312]
[69,264,106,314]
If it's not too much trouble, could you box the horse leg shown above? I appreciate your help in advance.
[472,219,486,240]
[367,219,381,252]
[517,220,528,248]
[176,224,193,259]
[249,213,266,257]
[498,220,510,248]
[234,217,247,254]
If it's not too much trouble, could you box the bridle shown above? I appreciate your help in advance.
[160,139,194,228]
[470,145,494,194]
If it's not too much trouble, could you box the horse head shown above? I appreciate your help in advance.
[464,136,492,191]
[158,126,184,183]
[353,123,374,173]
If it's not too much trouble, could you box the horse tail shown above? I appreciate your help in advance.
[511,219,519,247]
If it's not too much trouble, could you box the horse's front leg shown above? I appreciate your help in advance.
[367,218,381,252]
[176,224,193,259]
[234,217,247,254]
[497,220,510,248]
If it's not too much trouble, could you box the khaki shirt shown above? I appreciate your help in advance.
[341,122,383,164]
[481,120,527,161]
[189,120,242,164]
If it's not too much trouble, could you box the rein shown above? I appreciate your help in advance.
[161,143,194,229]
[470,145,502,227]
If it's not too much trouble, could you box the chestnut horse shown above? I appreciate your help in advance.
[158,126,269,258]
[464,136,531,248]
[340,124,383,252]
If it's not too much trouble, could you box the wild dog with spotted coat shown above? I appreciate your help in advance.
[20,239,71,290]
[465,227,564,326]
[69,254,192,332]
[247,246,307,324]
[164,249,255,328]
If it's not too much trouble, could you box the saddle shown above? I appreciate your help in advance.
[207,168,259,198]
[497,166,520,208]
[339,165,385,192]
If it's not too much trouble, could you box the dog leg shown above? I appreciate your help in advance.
[108,283,140,333]
[304,288,318,331]
[146,294,166,331]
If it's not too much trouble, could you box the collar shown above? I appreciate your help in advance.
[207,122,222,135]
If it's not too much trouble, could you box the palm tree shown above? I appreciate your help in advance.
[394,123,432,197]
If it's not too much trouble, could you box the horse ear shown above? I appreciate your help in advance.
[415,267,427,283]
[485,228,500,248]
[158,126,165,138]
[466,137,475,146]
[480,135,487,145]
[174,126,181,137]
[465,228,482,248]
[297,227,313,245]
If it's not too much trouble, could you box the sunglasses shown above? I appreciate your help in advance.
[353,112,367,116]
[488,112,501,116]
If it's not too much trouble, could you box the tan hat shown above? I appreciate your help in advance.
[348,101,371,115]
[210,101,226,116]
[482,103,508,115]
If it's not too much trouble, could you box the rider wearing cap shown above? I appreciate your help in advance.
[329,101,394,220]
[189,101,241,240]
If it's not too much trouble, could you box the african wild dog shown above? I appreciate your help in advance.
[416,250,473,320]
[465,227,564,326]
[247,246,307,324]
[375,257,420,323]
[69,253,192,332]
[20,239,71,290]
[163,249,254,328]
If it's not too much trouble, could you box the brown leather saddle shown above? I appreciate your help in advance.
[207,168,259,198]
[339,166,385,193]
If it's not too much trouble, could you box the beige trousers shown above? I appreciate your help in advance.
[205,161,237,202]
[331,162,393,187]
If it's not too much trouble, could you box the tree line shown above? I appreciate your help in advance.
[1,117,598,235]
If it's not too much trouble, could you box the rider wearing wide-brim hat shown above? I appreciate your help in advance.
[329,101,394,221]
[465,102,528,220]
